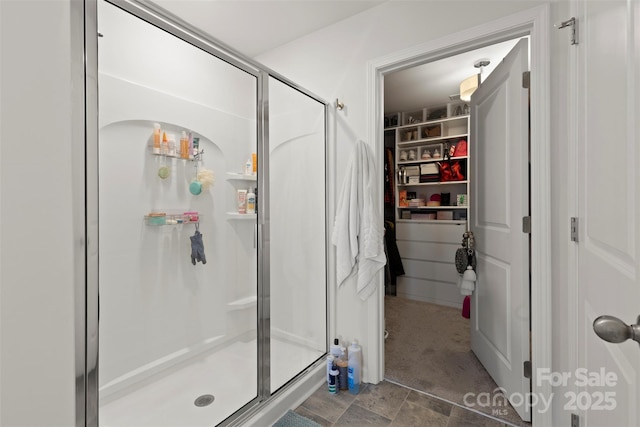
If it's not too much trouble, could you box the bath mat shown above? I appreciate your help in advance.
[272,410,321,427]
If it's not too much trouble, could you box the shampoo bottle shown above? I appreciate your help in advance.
[245,158,252,175]
[153,123,161,154]
[246,188,256,214]
[180,131,189,159]
[168,134,176,157]
[347,340,362,394]
[161,132,169,155]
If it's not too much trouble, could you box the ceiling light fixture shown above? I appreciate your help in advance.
[459,58,490,102]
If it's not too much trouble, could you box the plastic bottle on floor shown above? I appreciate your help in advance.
[347,340,362,394]
[330,338,341,358]
[337,346,349,390]
[329,367,339,395]
[326,355,335,384]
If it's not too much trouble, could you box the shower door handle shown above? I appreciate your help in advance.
[593,315,640,347]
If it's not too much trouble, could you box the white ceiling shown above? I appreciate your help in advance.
[151,0,386,57]
[147,0,521,114]
[383,38,523,113]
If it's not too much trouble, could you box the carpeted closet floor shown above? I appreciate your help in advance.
[384,296,530,426]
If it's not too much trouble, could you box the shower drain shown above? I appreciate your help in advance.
[194,394,215,407]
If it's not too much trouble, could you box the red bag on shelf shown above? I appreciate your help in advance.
[453,140,467,157]
[439,160,465,181]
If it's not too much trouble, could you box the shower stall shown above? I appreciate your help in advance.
[86,1,328,426]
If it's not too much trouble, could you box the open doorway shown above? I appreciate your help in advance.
[381,37,531,426]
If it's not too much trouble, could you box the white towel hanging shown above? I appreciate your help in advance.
[332,140,387,300]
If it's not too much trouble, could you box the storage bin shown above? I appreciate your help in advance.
[436,211,453,220]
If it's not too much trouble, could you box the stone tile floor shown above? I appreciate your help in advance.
[293,380,519,427]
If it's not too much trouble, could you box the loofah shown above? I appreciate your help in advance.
[196,168,215,191]
[158,166,170,179]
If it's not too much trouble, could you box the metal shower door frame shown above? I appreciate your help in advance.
[78,0,329,425]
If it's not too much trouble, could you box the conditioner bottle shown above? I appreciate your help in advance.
[347,340,362,394]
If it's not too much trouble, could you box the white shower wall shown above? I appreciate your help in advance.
[98,0,258,400]
[268,77,327,391]
[97,0,327,405]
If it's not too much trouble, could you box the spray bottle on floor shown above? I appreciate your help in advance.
[347,340,362,394]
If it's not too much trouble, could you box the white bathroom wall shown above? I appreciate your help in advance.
[0,1,578,426]
[97,1,258,397]
[1,1,78,425]
[255,0,545,385]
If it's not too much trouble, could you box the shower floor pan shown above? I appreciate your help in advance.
[99,337,323,427]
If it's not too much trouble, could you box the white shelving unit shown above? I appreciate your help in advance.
[387,103,470,307]
[393,112,470,225]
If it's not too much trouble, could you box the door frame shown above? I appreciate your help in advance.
[365,4,551,425]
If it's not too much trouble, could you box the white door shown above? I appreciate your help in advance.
[469,38,531,421]
[575,0,640,425]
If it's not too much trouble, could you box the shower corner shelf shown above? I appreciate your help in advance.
[144,212,200,226]
[151,151,204,162]
[226,172,256,181]
[226,212,256,220]
[227,295,257,311]
[150,149,204,162]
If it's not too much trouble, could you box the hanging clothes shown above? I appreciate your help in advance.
[384,147,395,208]
[332,140,387,300]
[384,220,404,295]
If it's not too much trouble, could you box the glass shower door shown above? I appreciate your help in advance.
[267,76,327,392]
[96,1,259,425]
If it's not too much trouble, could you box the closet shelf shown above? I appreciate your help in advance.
[398,180,468,187]
[397,156,467,165]
[397,205,468,210]
[397,133,468,148]
[396,219,467,225]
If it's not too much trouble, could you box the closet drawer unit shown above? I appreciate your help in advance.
[396,240,458,264]
[396,221,466,243]
[400,258,460,284]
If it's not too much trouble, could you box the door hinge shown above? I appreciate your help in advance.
[571,217,579,242]
[571,413,580,427]
[522,71,530,89]
[522,216,531,234]
[523,361,532,378]
[556,17,578,45]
